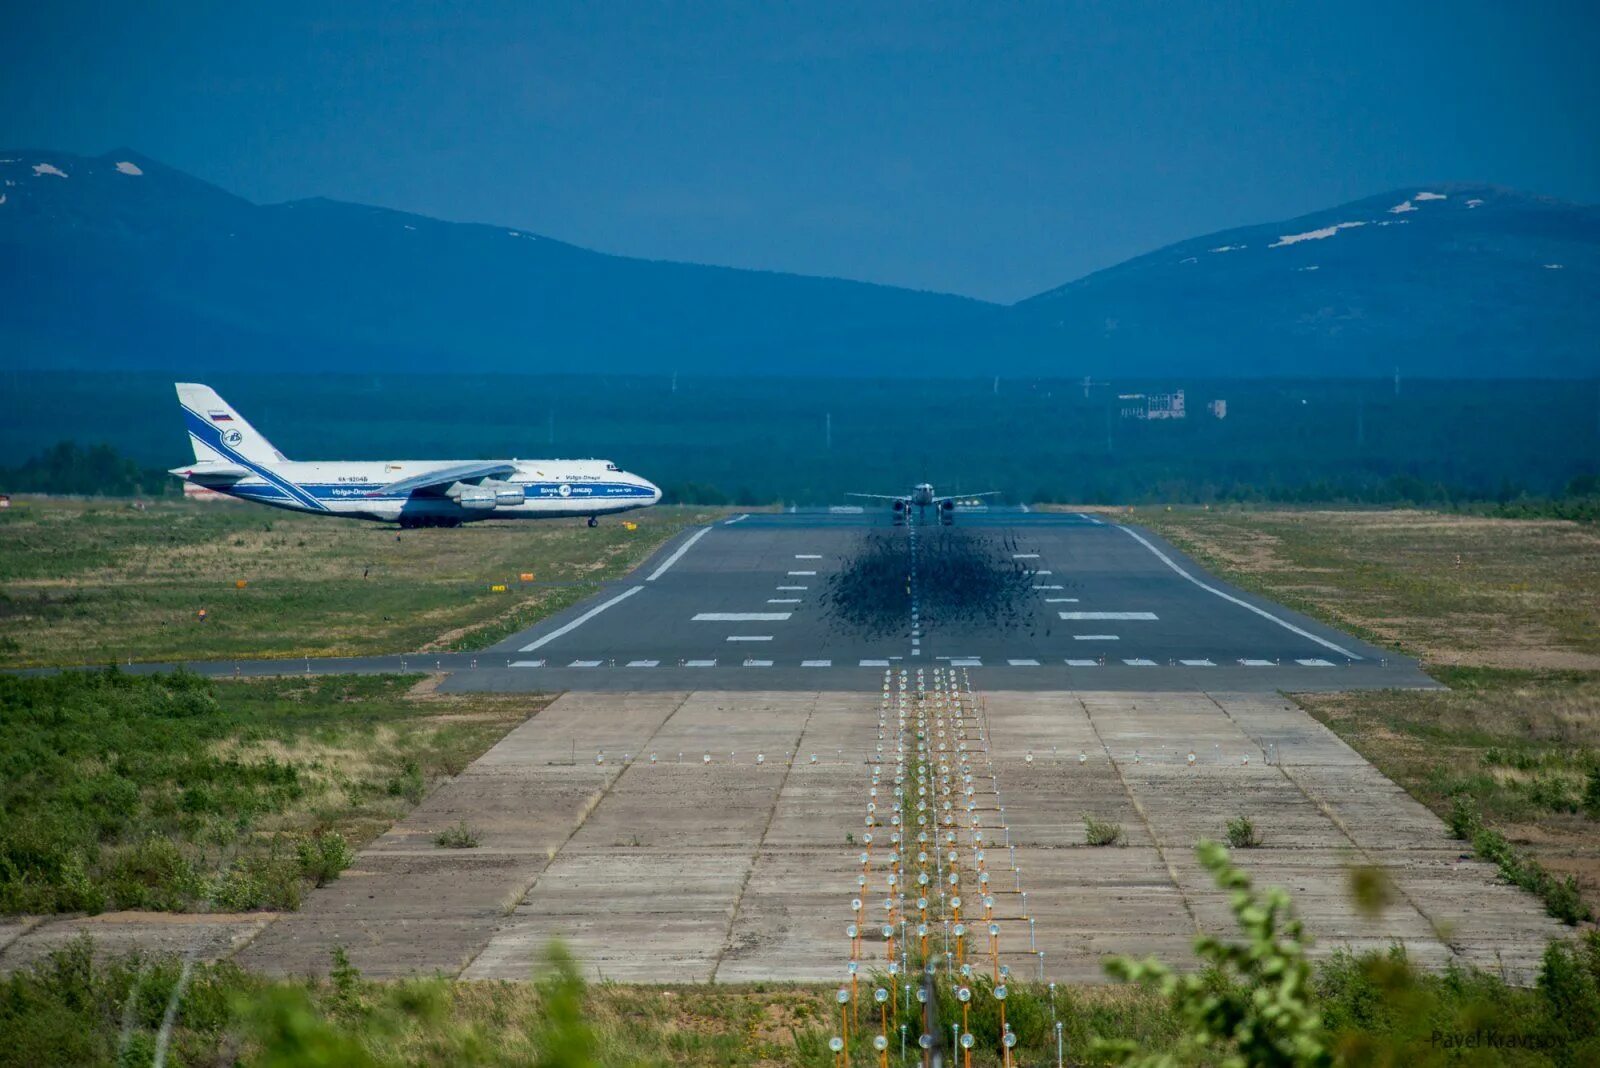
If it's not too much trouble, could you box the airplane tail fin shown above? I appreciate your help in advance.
[175,383,288,465]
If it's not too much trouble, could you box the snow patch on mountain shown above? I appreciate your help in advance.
[114,161,144,176]
[1209,244,1245,253]
[1298,265,1320,271]
[1269,221,1366,248]
[1389,200,1416,214]
[32,163,67,178]
[1544,263,1564,270]
[1414,191,1446,201]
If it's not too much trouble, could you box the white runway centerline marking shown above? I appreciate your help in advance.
[860,659,890,667]
[1059,611,1158,620]
[1007,658,1040,666]
[1123,658,1158,667]
[693,612,791,621]
[788,570,817,576]
[1064,658,1099,667]
[776,585,808,591]
[685,659,717,667]
[802,659,831,667]
[626,659,659,668]
[646,526,711,580]
[1044,597,1079,603]
[794,554,823,559]
[1117,525,1360,659]
[1240,658,1274,667]
[950,658,982,667]
[569,660,602,668]
[511,659,545,668]
[1012,553,1040,559]
[727,635,773,642]
[1031,570,1054,575]
[518,586,641,651]
[767,598,802,604]
[1180,658,1216,667]
[1073,634,1120,640]
[743,659,773,667]
[1297,658,1336,666]
[1033,584,1064,590]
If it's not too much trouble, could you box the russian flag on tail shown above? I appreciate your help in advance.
[208,410,234,422]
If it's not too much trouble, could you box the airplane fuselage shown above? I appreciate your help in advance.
[175,458,660,525]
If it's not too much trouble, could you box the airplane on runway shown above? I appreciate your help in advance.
[847,483,999,525]
[168,383,661,528]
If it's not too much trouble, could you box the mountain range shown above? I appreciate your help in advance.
[2,150,1595,377]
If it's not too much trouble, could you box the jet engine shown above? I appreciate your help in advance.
[892,498,908,525]
[940,499,956,525]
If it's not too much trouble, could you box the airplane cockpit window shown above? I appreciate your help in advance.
[606,463,619,471]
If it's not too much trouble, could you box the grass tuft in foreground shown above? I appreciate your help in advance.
[0,670,540,915]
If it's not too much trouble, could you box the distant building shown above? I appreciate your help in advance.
[1208,399,1227,419]
[1118,389,1186,420]
[0,494,10,509]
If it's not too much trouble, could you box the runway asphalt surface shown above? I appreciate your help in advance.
[62,508,1433,692]
[442,507,1433,693]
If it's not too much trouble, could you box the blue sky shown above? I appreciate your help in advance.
[4,1,1597,302]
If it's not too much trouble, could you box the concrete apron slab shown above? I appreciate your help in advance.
[14,689,1562,985]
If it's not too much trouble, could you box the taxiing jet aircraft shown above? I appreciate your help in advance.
[847,482,999,524]
[169,384,660,528]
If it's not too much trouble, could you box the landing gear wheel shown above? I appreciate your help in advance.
[587,516,599,528]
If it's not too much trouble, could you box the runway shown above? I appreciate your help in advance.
[440,508,1431,693]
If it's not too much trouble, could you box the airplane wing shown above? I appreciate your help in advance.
[845,492,911,500]
[930,491,1001,504]
[367,461,518,497]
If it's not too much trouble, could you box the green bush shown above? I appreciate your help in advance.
[1084,813,1124,846]
[433,822,481,849]
[296,833,354,888]
[1225,815,1262,848]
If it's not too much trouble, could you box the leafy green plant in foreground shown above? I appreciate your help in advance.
[1097,840,1330,1067]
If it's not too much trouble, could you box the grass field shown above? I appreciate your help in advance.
[1133,507,1600,669]
[0,671,545,915]
[1137,506,1600,922]
[8,914,1600,1066]
[0,497,726,668]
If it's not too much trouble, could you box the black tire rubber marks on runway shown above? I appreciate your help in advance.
[822,529,1043,639]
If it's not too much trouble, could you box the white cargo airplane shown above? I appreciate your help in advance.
[169,383,661,528]
[847,483,999,524]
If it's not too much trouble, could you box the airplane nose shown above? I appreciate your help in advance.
[643,478,662,503]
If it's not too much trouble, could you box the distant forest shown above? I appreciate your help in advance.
[1,372,1597,515]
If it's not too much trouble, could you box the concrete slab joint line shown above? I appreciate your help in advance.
[710,694,819,979]
[1201,692,1459,953]
[1079,696,1202,936]
[455,691,697,978]
[1115,524,1360,660]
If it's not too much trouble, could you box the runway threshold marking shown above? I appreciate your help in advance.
[693,612,792,621]
[1059,611,1158,620]
[1116,525,1361,659]
[646,526,711,580]
[517,586,642,652]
